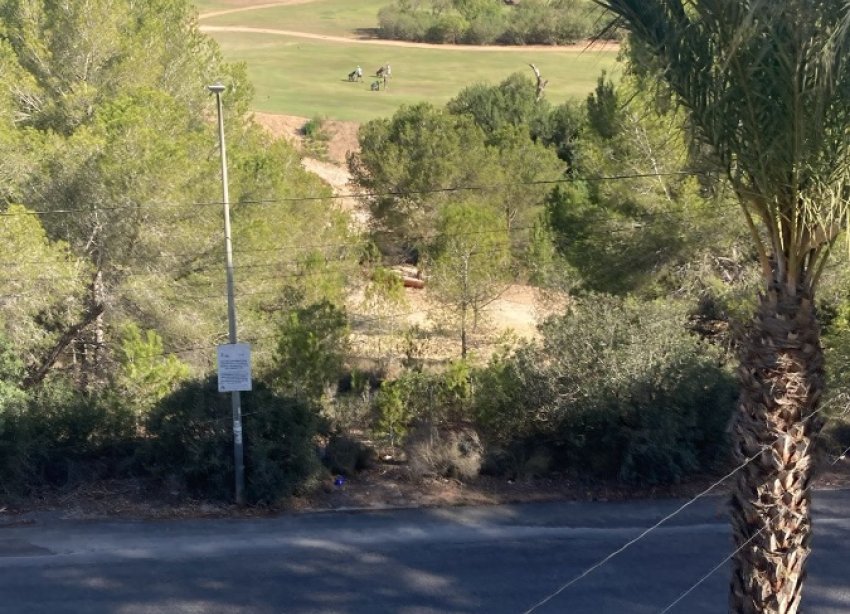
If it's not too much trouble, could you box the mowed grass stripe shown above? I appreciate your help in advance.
[211,31,618,122]
[198,0,385,37]
[194,0,248,13]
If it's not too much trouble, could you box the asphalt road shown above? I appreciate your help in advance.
[1,490,848,614]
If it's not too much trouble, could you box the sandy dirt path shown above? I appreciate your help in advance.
[199,0,316,19]
[201,25,615,53]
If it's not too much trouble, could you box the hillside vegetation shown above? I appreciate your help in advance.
[377,0,614,45]
[2,0,850,508]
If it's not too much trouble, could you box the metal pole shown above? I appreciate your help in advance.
[208,83,245,505]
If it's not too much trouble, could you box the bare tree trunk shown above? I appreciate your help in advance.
[528,64,548,101]
[729,286,824,614]
[461,255,469,359]
[23,302,105,388]
[460,304,468,360]
[92,268,105,368]
[78,267,106,392]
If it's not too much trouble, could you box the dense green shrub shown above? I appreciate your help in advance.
[426,13,469,43]
[323,433,374,476]
[473,296,736,484]
[813,292,850,458]
[532,100,585,166]
[0,379,137,495]
[269,301,349,403]
[502,0,557,44]
[374,361,474,441]
[447,73,547,139]
[0,335,27,416]
[110,324,190,417]
[377,5,432,40]
[350,102,564,260]
[376,0,606,45]
[462,12,504,44]
[373,378,413,452]
[145,378,320,504]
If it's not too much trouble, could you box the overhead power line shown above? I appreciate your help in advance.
[0,171,713,217]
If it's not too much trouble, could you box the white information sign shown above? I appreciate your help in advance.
[217,343,252,392]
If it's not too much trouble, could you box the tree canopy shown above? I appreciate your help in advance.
[0,0,359,386]
[594,2,850,612]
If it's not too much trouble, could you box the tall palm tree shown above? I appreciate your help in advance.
[591,2,850,613]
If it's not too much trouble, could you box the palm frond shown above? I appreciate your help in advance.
[594,0,850,290]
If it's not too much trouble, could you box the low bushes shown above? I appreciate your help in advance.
[0,375,322,503]
[358,294,735,486]
[405,422,483,480]
[377,0,611,46]
[322,433,374,476]
[145,378,321,504]
[0,381,138,496]
[473,295,737,484]
[0,291,742,500]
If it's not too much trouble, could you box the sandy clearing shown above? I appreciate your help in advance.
[251,111,360,165]
[301,157,371,229]
[251,111,563,343]
[201,25,617,53]
[250,112,368,225]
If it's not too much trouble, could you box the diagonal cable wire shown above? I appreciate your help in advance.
[522,396,848,614]
[831,442,850,465]
[0,172,712,217]
[521,456,766,613]
[656,527,765,614]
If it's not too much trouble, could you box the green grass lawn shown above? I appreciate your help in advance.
[198,0,386,37]
[193,0,619,122]
[213,31,618,122]
[193,0,245,13]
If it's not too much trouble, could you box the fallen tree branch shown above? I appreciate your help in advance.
[23,302,105,389]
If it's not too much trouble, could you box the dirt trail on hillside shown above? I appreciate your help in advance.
[198,0,619,53]
[201,25,616,53]
[251,111,359,165]
[199,0,315,19]
[199,0,618,52]
[251,111,563,342]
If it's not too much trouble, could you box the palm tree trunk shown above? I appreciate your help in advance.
[730,286,824,614]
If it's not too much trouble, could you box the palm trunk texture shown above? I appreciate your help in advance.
[730,287,824,614]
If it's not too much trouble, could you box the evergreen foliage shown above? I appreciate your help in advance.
[270,301,350,403]
[473,296,736,483]
[349,98,563,258]
[427,201,511,357]
[377,0,610,45]
[145,378,320,503]
[7,0,842,508]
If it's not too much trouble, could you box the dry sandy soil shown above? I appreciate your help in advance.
[252,111,359,166]
[200,1,317,20]
[253,111,555,343]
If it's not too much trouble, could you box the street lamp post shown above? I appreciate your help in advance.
[208,83,245,505]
